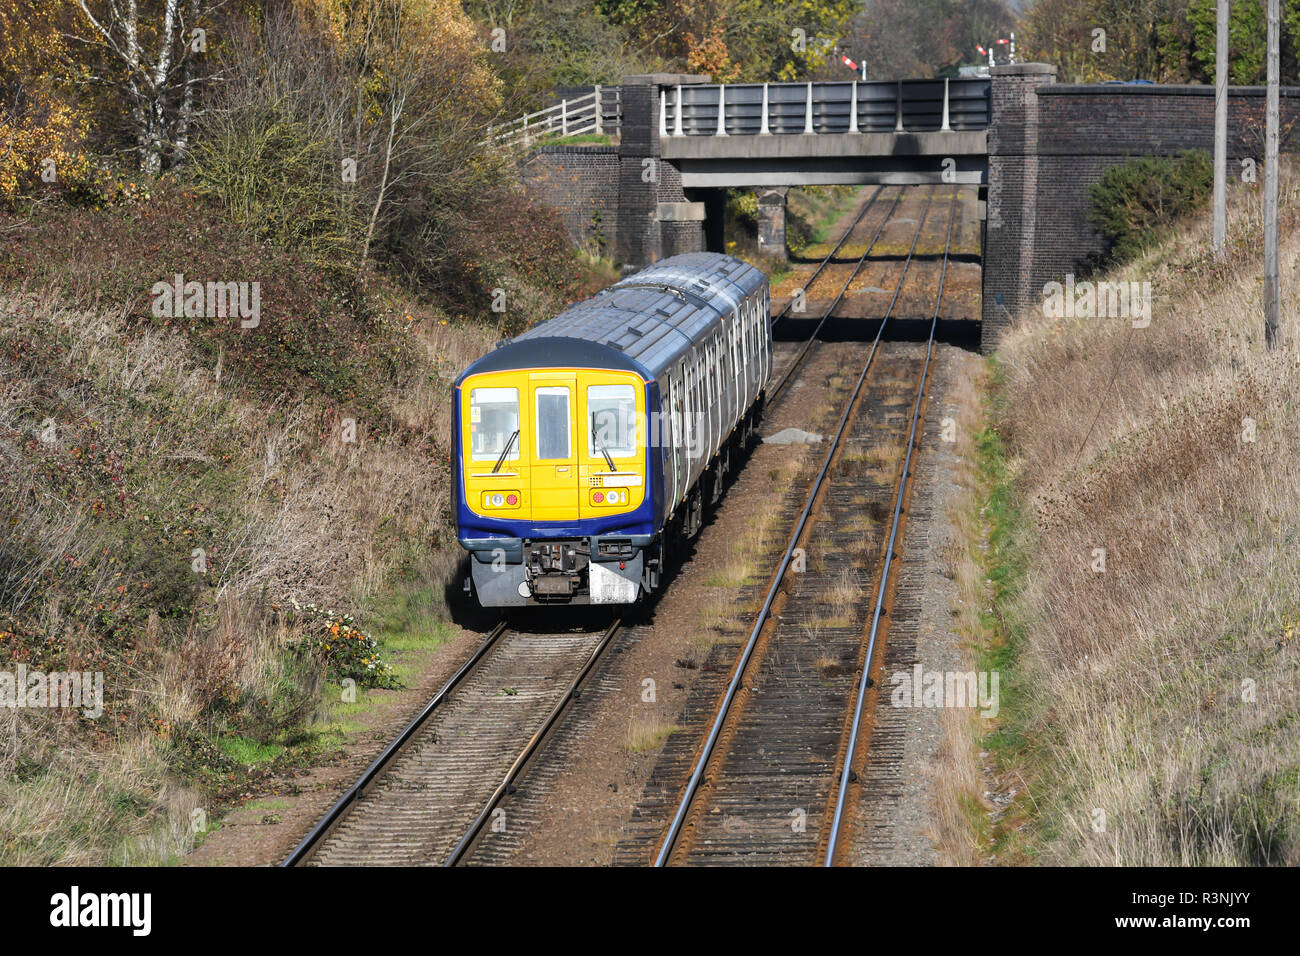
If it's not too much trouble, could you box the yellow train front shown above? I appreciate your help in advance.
[454,252,771,607]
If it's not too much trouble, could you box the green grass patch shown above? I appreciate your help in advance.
[244,797,291,811]
[218,736,286,765]
[542,133,613,147]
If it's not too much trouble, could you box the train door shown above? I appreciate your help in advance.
[668,372,682,505]
[704,339,715,457]
[529,375,578,520]
[740,299,751,402]
[761,290,772,383]
[729,318,741,416]
[684,359,695,478]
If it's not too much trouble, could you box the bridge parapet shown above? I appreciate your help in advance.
[660,79,990,138]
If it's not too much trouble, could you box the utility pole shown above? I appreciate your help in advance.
[1213,0,1228,260]
[1264,0,1281,348]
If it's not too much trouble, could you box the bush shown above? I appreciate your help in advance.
[1088,150,1213,263]
[189,103,359,270]
[286,600,401,689]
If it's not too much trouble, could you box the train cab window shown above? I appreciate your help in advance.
[588,384,637,458]
[469,387,520,462]
[535,386,571,459]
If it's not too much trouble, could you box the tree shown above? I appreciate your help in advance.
[853,0,1015,81]
[311,0,500,266]
[0,2,94,204]
[1019,0,1300,85]
[67,0,216,176]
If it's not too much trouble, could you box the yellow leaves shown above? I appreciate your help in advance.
[684,21,741,83]
[298,0,498,114]
[0,89,93,204]
[0,2,94,204]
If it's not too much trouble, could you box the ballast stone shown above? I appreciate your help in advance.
[764,427,824,445]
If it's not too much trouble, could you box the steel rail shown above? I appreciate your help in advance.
[765,187,906,409]
[771,184,885,327]
[822,187,959,867]
[653,185,939,867]
[282,619,509,867]
[445,617,622,866]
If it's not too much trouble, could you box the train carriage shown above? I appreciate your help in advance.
[453,252,771,606]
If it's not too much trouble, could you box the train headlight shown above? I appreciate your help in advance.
[592,491,604,503]
[482,490,520,510]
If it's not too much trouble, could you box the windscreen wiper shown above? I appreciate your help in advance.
[492,430,519,474]
[592,417,617,472]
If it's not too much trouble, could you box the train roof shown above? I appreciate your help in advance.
[456,253,766,384]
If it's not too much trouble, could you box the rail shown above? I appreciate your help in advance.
[654,186,941,866]
[281,620,509,866]
[445,617,622,865]
[823,188,959,866]
[766,184,903,408]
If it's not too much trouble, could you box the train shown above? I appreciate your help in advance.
[453,252,772,606]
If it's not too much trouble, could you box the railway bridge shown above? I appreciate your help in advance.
[655,77,990,188]
[521,65,1300,351]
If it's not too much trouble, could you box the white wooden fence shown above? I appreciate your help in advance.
[484,86,620,150]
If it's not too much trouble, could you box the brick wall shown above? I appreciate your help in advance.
[520,76,705,267]
[982,70,1300,352]
[982,63,1056,352]
[520,145,620,256]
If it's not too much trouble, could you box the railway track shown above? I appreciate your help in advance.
[767,186,905,406]
[610,185,960,867]
[284,616,621,866]
[284,185,958,869]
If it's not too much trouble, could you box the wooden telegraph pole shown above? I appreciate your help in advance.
[1213,0,1228,260]
[1264,0,1281,347]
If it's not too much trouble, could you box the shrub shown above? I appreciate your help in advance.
[1088,150,1213,263]
[189,103,359,269]
[285,600,401,689]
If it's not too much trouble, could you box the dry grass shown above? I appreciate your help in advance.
[930,368,997,866]
[979,162,1300,865]
[696,589,738,637]
[0,285,489,864]
[624,714,679,753]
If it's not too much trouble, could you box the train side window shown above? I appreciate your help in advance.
[535,386,571,459]
[469,387,519,462]
[707,340,716,404]
[720,337,726,395]
[743,303,754,366]
[694,359,703,438]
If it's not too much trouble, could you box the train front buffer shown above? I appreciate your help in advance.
[463,534,651,607]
